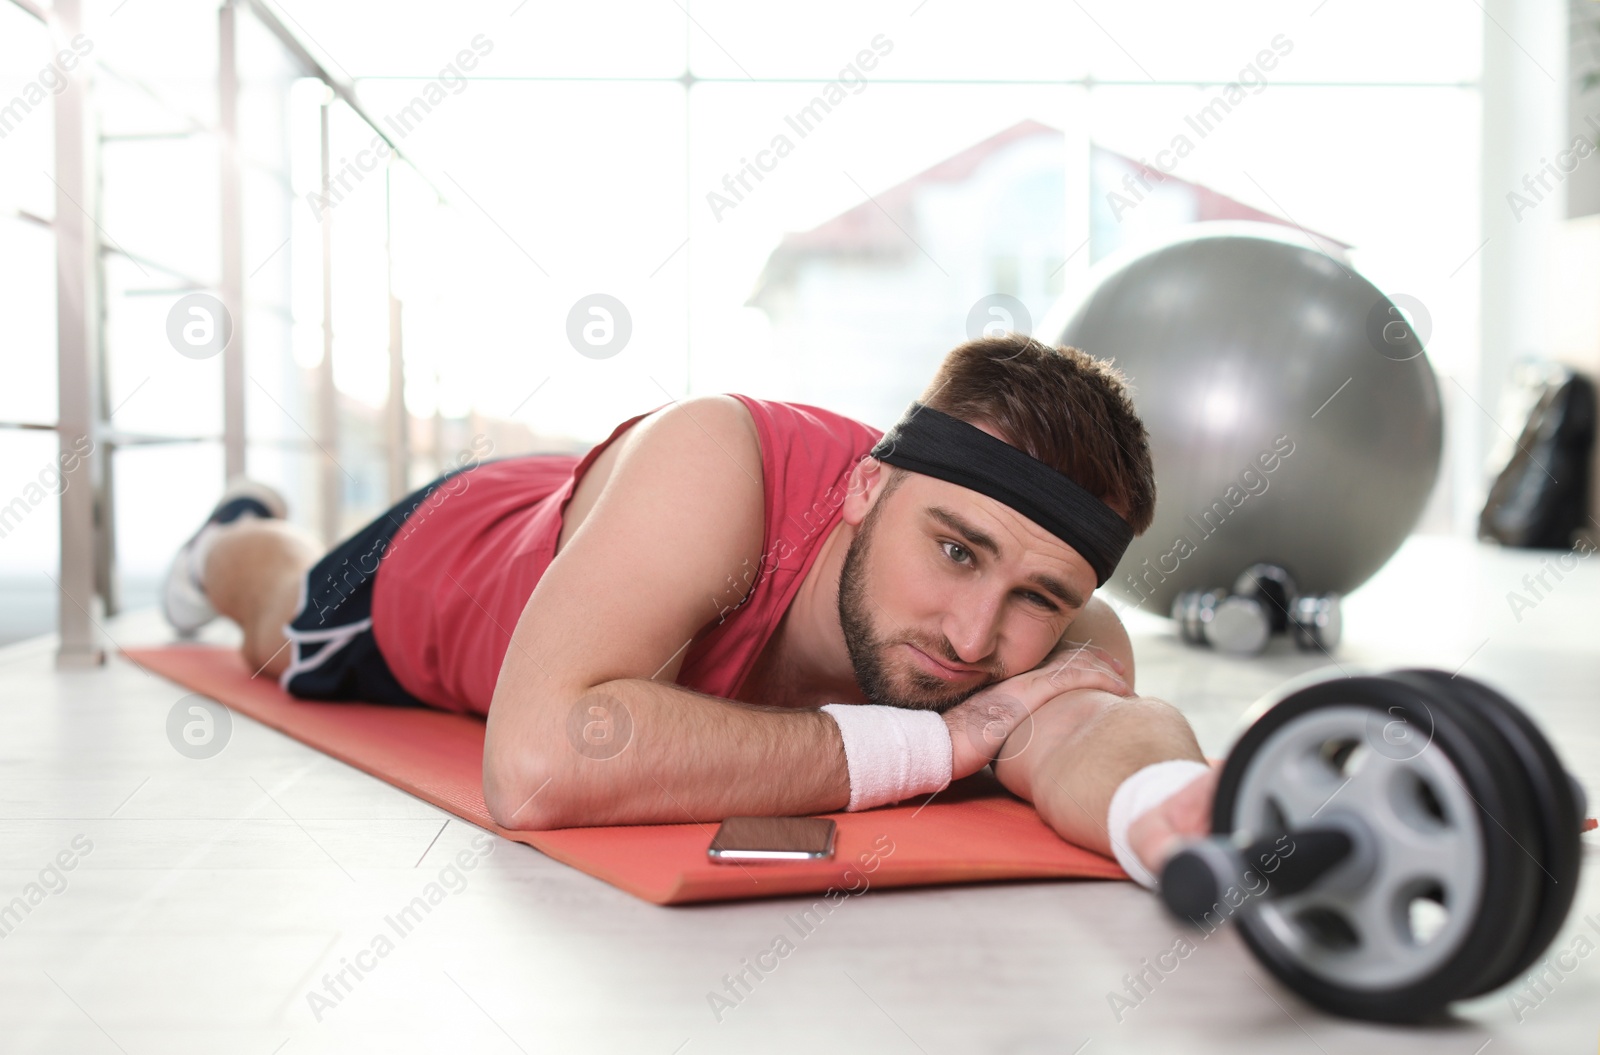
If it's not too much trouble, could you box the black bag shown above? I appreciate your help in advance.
[1478,366,1596,549]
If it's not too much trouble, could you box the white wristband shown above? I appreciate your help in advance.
[1106,759,1212,890]
[821,703,953,811]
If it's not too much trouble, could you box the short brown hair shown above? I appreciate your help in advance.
[914,333,1156,534]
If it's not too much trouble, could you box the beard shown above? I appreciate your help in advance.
[836,493,992,713]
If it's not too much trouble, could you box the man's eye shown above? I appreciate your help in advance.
[1023,591,1056,610]
[941,541,971,564]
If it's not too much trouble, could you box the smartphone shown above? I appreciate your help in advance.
[707,816,837,863]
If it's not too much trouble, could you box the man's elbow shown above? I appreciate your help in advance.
[483,748,567,831]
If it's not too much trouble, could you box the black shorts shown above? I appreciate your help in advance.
[278,466,477,708]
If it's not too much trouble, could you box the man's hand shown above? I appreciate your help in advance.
[1125,763,1220,881]
[943,642,1131,781]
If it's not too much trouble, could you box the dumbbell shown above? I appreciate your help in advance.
[1289,593,1342,651]
[1158,668,1588,1024]
[1173,565,1343,656]
[1233,562,1298,633]
[1232,563,1342,652]
[1172,588,1220,645]
[1171,587,1272,656]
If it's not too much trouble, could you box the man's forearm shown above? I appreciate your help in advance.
[992,689,1204,859]
[485,678,851,829]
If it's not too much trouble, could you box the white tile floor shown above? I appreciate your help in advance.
[2,534,1597,1054]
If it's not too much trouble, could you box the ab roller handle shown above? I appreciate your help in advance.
[1160,827,1355,924]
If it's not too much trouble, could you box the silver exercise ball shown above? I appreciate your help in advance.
[1049,223,1442,615]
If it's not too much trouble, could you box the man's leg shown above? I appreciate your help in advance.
[200,520,322,677]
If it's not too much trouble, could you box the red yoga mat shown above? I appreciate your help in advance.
[124,645,1127,904]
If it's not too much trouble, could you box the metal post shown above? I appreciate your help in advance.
[92,213,118,618]
[52,0,105,666]
[89,4,118,619]
[385,167,408,500]
[387,296,406,499]
[317,99,340,544]
[1474,0,1565,537]
[218,0,247,480]
[1059,87,1093,304]
[431,369,445,478]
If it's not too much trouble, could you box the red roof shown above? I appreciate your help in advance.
[761,119,1344,261]
[775,120,1066,256]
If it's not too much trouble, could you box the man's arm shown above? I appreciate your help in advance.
[992,597,1212,873]
[481,396,850,830]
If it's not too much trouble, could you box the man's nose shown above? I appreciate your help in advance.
[942,589,1003,665]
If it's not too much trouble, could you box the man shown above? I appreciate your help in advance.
[163,334,1216,889]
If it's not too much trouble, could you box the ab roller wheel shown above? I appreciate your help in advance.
[1159,669,1587,1024]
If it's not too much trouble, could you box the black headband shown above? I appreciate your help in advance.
[869,403,1134,587]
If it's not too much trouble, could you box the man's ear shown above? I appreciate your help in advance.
[841,457,888,528]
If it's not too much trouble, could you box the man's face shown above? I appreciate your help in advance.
[837,462,1099,713]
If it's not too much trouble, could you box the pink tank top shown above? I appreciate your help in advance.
[370,395,883,715]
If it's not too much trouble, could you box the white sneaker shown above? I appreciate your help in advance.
[161,478,289,636]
